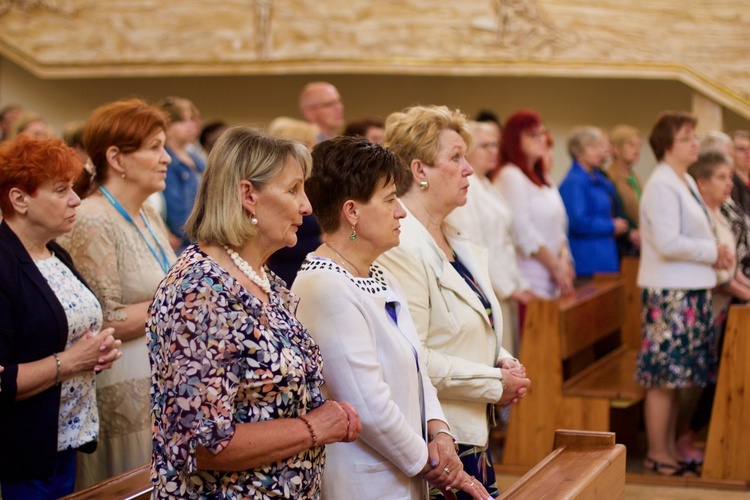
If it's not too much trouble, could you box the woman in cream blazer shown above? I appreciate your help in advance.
[379,105,530,496]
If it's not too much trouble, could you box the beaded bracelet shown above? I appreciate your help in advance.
[52,353,61,386]
[299,415,318,447]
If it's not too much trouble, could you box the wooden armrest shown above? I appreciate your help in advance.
[60,464,152,500]
[563,346,644,402]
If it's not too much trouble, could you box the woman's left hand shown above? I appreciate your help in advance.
[444,471,492,500]
[423,433,462,488]
[337,401,362,442]
[498,357,524,373]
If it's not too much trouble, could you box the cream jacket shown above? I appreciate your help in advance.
[378,202,513,447]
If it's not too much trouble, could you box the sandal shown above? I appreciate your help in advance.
[643,456,696,477]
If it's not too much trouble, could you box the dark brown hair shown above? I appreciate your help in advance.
[649,111,697,161]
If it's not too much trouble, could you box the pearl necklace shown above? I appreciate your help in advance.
[223,245,271,294]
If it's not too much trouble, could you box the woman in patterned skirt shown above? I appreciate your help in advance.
[147,126,361,499]
[636,111,733,476]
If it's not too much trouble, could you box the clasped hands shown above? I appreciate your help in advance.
[497,358,531,406]
[714,243,734,271]
[422,433,492,500]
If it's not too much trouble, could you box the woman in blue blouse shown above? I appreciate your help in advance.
[559,126,630,276]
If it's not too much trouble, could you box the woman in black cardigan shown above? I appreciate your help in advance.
[0,136,122,499]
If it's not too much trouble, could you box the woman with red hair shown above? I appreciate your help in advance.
[491,110,574,299]
[58,99,177,487]
[0,136,121,498]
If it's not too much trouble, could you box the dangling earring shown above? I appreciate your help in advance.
[350,224,357,241]
[419,180,429,190]
[250,213,258,225]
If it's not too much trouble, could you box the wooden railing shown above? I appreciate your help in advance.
[500,429,625,499]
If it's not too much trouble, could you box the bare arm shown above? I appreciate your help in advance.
[103,301,150,342]
[196,400,359,471]
[15,328,121,401]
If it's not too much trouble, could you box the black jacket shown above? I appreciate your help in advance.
[0,220,95,481]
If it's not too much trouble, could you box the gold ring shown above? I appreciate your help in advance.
[443,467,450,474]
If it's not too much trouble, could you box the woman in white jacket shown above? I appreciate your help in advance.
[378,106,530,498]
[293,136,491,500]
[636,111,733,476]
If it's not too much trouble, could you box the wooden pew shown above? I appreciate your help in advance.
[703,304,750,482]
[60,464,151,500]
[500,429,626,499]
[618,256,642,350]
[502,279,644,467]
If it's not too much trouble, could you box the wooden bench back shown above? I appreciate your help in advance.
[60,464,151,500]
[500,429,626,499]
[704,304,750,481]
[558,280,625,362]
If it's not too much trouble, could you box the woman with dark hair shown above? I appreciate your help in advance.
[148,127,360,498]
[58,99,177,487]
[0,136,121,498]
[293,136,490,499]
[636,111,732,476]
[491,110,574,298]
[343,117,385,145]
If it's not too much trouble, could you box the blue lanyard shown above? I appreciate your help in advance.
[99,186,171,274]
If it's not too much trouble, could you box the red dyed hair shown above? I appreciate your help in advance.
[491,109,549,187]
[0,135,83,217]
[77,99,168,197]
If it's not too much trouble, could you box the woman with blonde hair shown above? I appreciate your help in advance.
[379,105,530,497]
[148,126,360,498]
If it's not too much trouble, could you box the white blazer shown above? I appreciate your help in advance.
[293,258,446,500]
[378,202,513,447]
[638,162,717,290]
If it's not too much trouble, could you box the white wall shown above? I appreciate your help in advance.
[3,57,749,184]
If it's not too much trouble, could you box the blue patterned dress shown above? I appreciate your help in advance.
[148,245,326,499]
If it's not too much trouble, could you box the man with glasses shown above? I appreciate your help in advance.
[730,130,750,214]
[299,81,345,142]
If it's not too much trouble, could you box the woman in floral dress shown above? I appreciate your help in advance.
[635,111,733,476]
[147,126,361,499]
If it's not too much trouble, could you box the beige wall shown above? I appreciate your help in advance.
[2,56,749,183]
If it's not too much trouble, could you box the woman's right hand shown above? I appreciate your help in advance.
[498,368,531,406]
[714,243,734,270]
[58,327,122,377]
[305,400,362,445]
[553,258,575,296]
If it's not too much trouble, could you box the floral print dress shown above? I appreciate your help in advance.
[148,245,326,499]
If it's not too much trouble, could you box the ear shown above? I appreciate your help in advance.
[341,199,358,226]
[106,146,124,175]
[411,159,428,184]
[8,187,29,215]
[238,179,260,214]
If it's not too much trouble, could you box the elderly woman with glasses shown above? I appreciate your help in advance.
[635,111,733,477]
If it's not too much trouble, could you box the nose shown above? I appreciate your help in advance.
[69,189,82,207]
[300,192,312,216]
[160,147,171,164]
[461,157,474,176]
[395,203,406,219]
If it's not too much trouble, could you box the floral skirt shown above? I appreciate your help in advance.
[430,444,499,499]
[634,288,718,389]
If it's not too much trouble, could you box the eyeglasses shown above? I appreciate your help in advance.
[674,135,699,143]
[476,142,499,150]
[523,130,548,140]
[309,99,343,110]
[735,146,750,153]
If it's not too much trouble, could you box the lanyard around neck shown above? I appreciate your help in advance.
[99,186,170,274]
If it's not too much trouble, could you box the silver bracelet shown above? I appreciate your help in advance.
[52,352,61,385]
[430,428,457,445]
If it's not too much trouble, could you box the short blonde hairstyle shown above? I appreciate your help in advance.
[185,126,312,247]
[699,130,732,156]
[384,105,471,194]
[8,111,49,140]
[567,126,604,159]
[610,125,640,149]
[268,116,319,149]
